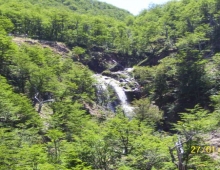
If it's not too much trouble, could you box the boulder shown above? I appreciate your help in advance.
[125,90,141,102]
[109,63,124,72]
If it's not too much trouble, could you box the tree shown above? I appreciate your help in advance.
[171,105,218,169]
[72,46,86,61]
[51,102,90,141]
[0,16,14,33]
[175,50,210,110]
[0,75,42,129]
[0,32,15,75]
[46,129,64,164]
[132,98,163,127]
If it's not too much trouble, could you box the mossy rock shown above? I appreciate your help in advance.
[101,70,112,76]
[117,74,127,79]
[101,70,119,79]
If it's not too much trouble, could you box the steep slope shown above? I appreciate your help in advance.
[1,0,220,169]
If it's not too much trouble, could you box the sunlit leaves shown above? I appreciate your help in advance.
[174,105,218,133]
[0,75,42,128]
[132,98,163,127]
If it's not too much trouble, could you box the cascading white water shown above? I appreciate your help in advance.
[95,76,115,112]
[94,73,134,118]
[125,67,134,73]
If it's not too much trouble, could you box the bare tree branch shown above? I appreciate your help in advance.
[34,92,54,113]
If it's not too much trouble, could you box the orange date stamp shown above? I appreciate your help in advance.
[191,145,220,154]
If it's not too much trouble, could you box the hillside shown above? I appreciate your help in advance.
[1,0,220,169]
[0,0,132,21]
[65,0,133,20]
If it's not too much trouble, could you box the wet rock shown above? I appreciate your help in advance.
[123,86,129,90]
[125,79,130,82]
[119,78,124,82]
[109,63,124,72]
[90,46,105,52]
[125,91,141,102]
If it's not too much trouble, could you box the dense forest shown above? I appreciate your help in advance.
[1,0,220,169]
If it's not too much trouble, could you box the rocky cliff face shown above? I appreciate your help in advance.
[86,51,127,73]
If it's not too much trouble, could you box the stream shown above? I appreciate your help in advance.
[94,68,138,118]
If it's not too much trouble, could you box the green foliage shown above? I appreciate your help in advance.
[50,102,90,141]
[0,75,42,128]
[0,32,16,75]
[132,98,163,127]
[174,105,217,133]
[72,46,86,55]
[134,50,211,129]
[1,0,220,168]
[0,28,96,169]
[0,16,14,33]
[72,110,174,169]
[172,105,218,169]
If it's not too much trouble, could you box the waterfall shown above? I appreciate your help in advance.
[94,69,135,118]
[95,76,116,112]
